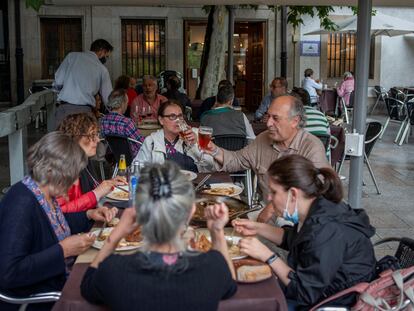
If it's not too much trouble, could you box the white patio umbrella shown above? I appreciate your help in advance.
[305,12,414,37]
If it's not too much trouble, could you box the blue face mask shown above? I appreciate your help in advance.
[283,190,299,224]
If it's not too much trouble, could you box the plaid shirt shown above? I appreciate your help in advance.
[100,112,145,157]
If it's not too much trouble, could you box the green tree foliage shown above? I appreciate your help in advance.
[26,0,45,11]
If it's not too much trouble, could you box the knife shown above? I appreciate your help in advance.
[114,185,129,193]
[96,221,107,240]
[194,174,212,192]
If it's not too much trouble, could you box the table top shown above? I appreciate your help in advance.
[53,171,287,311]
[53,263,287,311]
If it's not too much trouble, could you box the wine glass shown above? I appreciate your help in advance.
[195,126,213,166]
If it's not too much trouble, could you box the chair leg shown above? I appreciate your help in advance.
[342,100,349,124]
[370,97,380,115]
[365,153,381,195]
[337,152,346,175]
[379,117,390,139]
[394,118,409,143]
[399,122,410,146]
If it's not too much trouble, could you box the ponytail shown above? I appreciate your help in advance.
[317,168,343,203]
[268,155,343,203]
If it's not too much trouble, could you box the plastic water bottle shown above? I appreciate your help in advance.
[129,161,144,208]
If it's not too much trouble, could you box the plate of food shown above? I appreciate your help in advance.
[192,194,249,226]
[200,183,243,197]
[91,227,143,251]
[180,170,197,181]
[106,186,129,201]
[233,258,273,283]
[189,230,247,260]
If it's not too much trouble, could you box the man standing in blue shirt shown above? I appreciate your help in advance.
[255,77,288,122]
[54,39,114,128]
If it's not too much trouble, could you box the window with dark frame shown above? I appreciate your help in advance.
[121,19,166,78]
[327,33,375,79]
[40,18,82,79]
[327,33,356,78]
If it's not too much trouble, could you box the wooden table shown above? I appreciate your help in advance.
[52,172,287,311]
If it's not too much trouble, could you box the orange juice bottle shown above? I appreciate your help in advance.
[118,154,127,177]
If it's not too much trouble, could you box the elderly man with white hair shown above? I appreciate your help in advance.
[130,75,168,124]
[205,95,330,223]
[100,89,144,157]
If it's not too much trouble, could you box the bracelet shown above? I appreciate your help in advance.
[265,252,279,265]
[211,147,219,157]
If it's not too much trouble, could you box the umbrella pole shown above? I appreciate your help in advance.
[348,0,372,209]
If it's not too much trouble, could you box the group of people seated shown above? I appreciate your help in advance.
[0,68,372,311]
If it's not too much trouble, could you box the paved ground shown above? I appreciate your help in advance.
[0,111,413,259]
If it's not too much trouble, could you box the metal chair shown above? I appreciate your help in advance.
[338,121,383,194]
[396,98,414,146]
[379,97,407,141]
[0,290,61,310]
[213,135,253,205]
[337,91,354,124]
[374,237,414,269]
[313,133,339,166]
[105,135,139,177]
[370,86,388,115]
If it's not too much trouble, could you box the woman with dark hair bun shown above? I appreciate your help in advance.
[233,154,376,310]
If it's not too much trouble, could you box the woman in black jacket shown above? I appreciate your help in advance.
[233,154,376,310]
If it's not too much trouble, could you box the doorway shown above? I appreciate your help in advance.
[0,0,10,102]
[184,20,265,111]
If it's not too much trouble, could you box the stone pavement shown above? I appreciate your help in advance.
[0,112,413,259]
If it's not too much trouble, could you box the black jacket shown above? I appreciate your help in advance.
[280,197,376,309]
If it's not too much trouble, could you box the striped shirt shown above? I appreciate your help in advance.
[304,106,330,135]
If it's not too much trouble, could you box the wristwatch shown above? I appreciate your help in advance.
[265,252,279,265]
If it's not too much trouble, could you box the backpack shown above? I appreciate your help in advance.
[310,266,414,311]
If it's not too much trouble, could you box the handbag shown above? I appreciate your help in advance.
[310,266,414,311]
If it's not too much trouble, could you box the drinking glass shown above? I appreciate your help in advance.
[195,126,213,166]
[176,119,192,152]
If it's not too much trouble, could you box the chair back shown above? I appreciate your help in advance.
[105,135,134,166]
[407,100,414,125]
[213,135,248,151]
[365,121,383,158]
[384,97,407,121]
[389,87,406,102]
[314,133,331,153]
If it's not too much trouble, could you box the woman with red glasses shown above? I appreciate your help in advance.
[135,100,214,172]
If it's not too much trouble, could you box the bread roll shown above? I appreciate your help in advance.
[236,264,272,282]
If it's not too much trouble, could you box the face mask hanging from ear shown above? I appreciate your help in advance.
[283,190,299,224]
[99,56,107,64]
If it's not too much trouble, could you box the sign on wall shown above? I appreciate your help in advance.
[300,41,320,56]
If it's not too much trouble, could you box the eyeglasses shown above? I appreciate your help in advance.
[79,132,101,141]
[162,113,184,121]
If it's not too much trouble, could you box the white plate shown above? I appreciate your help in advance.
[193,229,247,261]
[181,170,197,181]
[138,123,161,130]
[200,183,243,197]
[91,228,143,252]
[106,185,129,201]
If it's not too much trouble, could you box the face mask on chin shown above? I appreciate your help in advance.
[99,56,107,64]
[282,189,299,224]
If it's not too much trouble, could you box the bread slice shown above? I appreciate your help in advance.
[236,263,272,283]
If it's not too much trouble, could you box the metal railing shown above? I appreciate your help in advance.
[0,90,56,185]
